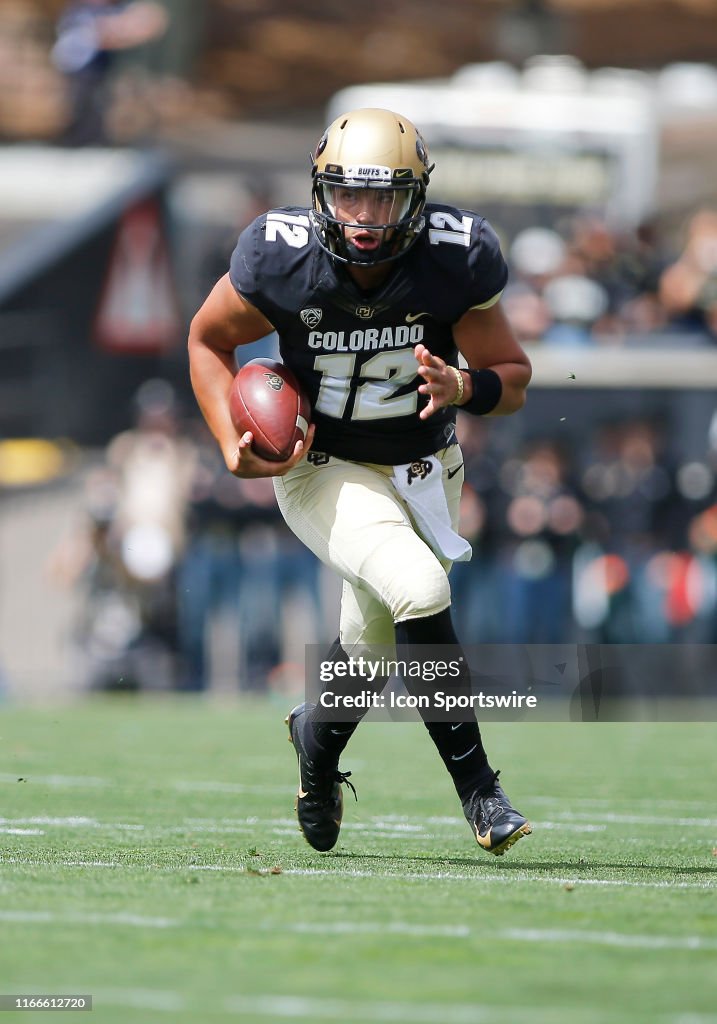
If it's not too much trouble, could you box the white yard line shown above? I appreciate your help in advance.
[4,988,713,1024]
[172,780,287,794]
[0,773,108,787]
[364,812,717,829]
[2,902,713,952]
[4,810,713,837]
[224,994,622,1024]
[282,868,717,890]
[502,928,717,951]
[551,812,717,828]
[527,795,716,810]
[1,857,121,868]
[280,920,717,951]
[0,910,177,928]
[94,988,185,1011]
[286,921,471,938]
[224,994,516,1023]
[0,816,144,831]
[1,855,714,890]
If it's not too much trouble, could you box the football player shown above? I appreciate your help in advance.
[189,108,533,856]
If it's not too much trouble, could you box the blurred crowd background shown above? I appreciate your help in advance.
[1,0,717,699]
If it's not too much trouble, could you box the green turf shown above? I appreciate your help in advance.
[0,697,715,1024]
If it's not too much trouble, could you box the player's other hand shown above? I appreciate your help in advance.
[414,343,461,420]
[225,424,315,478]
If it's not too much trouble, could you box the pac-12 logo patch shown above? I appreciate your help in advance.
[406,459,433,485]
[300,308,322,328]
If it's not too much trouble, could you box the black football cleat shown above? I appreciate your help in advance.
[285,702,356,852]
[463,771,532,856]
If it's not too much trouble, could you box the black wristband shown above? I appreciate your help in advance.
[460,368,503,415]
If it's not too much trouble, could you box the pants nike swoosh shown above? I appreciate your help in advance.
[446,464,464,480]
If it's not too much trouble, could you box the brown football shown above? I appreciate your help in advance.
[229,358,311,462]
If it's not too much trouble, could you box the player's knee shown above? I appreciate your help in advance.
[360,536,451,624]
[390,562,451,623]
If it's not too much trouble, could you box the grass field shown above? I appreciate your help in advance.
[0,696,715,1024]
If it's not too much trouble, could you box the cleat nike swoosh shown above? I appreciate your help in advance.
[451,722,463,731]
[476,822,532,854]
[297,755,308,798]
[451,743,478,761]
[405,312,430,323]
[447,464,464,480]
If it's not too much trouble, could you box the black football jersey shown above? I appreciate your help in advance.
[229,203,507,465]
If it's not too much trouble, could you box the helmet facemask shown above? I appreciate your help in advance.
[312,174,425,266]
[309,109,432,267]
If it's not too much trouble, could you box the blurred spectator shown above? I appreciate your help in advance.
[658,209,717,342]
[542,274,610,346]
[492,439,585,643]
[449,419,501,643]
[575,418,680,642]
[450,410,717,649]
[50,379,196,691]
[107,379,195,578]
[501,213,677,347]
[510,227,567,285]
[51,0,168,145]
[99,378,195,688]
[178,415,322,693]
[0,5,67,139]
[502,228,564,343]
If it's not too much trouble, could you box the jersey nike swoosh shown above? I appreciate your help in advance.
[405,312,430,323]
[447,464,464,480]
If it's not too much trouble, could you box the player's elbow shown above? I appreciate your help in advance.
[497,360,531,414]
[188,310,211,357]
[501,386,528,415]
[187,315,200,353]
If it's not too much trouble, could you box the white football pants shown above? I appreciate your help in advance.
[273,444,465,648]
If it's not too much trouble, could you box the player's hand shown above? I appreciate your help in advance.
[414,344,462,420]
[225,424,315,478]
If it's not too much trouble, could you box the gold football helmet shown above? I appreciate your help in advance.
[310,108,433,266]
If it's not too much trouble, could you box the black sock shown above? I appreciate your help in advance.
[306,638,381,762]
[395,609,494,804]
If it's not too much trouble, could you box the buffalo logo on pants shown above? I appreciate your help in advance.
[406,459,433,485]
